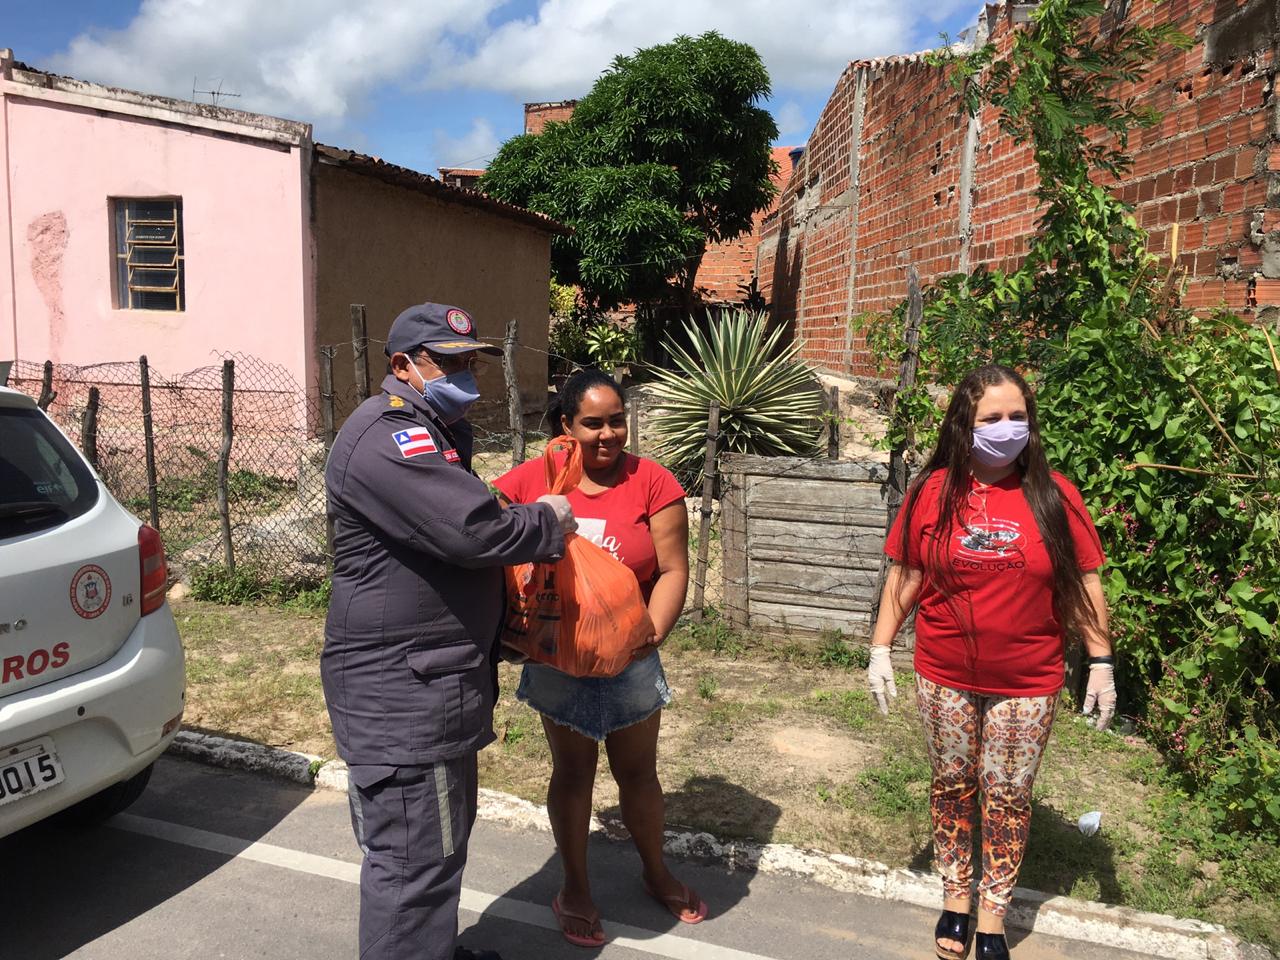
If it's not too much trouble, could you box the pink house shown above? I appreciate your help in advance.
[0,50,565,427]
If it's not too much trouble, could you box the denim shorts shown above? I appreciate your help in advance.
[516,652,672,741]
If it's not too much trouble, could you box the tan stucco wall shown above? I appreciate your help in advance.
[311,163,552,435]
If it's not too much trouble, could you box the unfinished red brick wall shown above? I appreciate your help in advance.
[524,101,578,135]
[695,145,796,302]
[761,0,1280,376]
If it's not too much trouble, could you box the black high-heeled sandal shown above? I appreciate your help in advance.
[975,931,1010,959]
[934,910,972,960]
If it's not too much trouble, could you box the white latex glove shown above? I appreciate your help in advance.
[1082,663,1117,731]
[867,645,898,716]
[535,494,577,535]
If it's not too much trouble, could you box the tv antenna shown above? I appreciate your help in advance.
[192,76,241,108]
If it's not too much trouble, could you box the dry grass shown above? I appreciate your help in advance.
[175,600,330,756]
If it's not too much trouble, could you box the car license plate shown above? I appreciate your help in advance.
[0,739,65,808]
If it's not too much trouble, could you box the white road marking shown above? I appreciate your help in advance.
[111,813,780,960]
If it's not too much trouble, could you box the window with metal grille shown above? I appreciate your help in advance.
[112,198,185,311]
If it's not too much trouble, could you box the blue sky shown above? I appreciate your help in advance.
[6,1,982,176]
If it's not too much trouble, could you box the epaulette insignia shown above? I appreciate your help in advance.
[389,396,405,408]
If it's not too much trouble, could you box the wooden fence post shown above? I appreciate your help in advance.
[351,304,370,401]
[719,455,747,629]
[38,361,57,411]
[80,387,99,469]
[691,401,721,623]
[319,346,337,556]
[870,266,923,629]
[628,389,640,455]
[319,347,337,450]
[503,318,526,466]
[217,359,236,574]
[139,356,160,531]
[826,384,840,459]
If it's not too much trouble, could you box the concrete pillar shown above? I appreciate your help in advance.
[841,67,869,373]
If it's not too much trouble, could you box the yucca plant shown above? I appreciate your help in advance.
[647,311,824,483]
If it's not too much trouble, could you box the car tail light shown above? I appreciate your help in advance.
[138,524,168,615]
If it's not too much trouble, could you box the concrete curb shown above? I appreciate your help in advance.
[167,733,1259,960]
[170,730,320,785]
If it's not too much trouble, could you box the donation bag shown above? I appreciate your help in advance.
[501,437,656,677]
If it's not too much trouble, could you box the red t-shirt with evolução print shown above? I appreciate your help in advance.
[494,453,686,601]
[885,469,1105,697]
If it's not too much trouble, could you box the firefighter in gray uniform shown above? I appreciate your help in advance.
[322,302,574,960]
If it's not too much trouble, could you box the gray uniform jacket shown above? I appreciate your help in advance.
[322,375,564,766]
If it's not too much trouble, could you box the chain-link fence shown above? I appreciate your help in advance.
[6,349,717,593]
[9,354,360,587]
[7,347,729,622]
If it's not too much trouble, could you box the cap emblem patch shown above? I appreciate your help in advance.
[446,309,473,335]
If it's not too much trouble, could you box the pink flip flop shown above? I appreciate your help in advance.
[643,880,709,924]
[551,895,607,948]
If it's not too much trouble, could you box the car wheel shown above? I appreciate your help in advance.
[63,763,155,825]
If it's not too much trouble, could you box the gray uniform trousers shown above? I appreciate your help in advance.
[348,754,479,960]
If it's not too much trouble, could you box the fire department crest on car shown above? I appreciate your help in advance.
[70,564,111,619]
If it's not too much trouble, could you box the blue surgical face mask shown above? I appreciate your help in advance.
[971,419,1029,467]
[419,369,480,424]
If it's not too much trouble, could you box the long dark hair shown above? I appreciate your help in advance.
[548,369,625,431]
[897,364,1098,645]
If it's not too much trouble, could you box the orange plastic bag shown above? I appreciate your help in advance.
[502,437,656,677]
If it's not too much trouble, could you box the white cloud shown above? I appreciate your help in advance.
[433,118,500,169]
[774,100,809,138]
[427,0,978,98]
[49,0,502,124]
[48,0,979,127]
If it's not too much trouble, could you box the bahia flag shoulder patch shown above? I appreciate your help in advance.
[392,427,438,458]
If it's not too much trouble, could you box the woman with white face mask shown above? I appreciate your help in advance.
[865,364,1115,960]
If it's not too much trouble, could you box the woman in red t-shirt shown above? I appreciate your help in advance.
[866,364,1117,960]
[494,369,705,947]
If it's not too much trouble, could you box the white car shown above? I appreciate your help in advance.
[0,384,185,838]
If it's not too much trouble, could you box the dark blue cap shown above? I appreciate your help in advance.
[384,303,502,357]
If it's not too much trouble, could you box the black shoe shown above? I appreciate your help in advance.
[454,948,503,960]
[976,931,1010,959]
[935,909,972,960]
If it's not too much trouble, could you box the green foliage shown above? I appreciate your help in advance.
[647,310,824,482]
[189,563,330,610]
[127,462,291,516]
[862,0,1278,838]
[1038,312,1279,835]
[669,608,748,657]
[1133,776,1280,951]
[697,674,720,700]
[816,631,872,670]
[546,283,596,375]
[808,689,875,731]
[549,280,576,322]
[583,321,638,370]
[480,32,778,312]
[547,314,591,371]
[501,717,528,748]
[857,754,932,816]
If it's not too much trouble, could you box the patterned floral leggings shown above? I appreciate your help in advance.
[915,674,1057,916]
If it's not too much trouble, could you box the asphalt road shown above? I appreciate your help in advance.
[0,756,1159,959]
